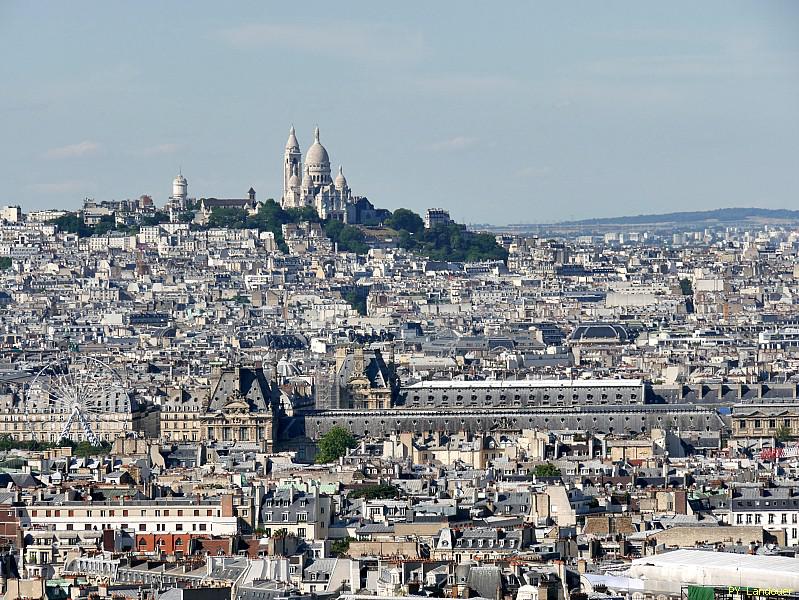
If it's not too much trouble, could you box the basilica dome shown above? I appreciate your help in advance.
[305,127,330,166]
[334,166,347,189]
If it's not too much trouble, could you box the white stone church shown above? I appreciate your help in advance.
[280,126,381,224]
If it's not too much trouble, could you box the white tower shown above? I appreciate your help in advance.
[283,126,302,205]
[172,172,188,201]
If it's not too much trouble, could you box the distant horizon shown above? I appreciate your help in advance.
[468,205,799,227]
[2,2,797,222]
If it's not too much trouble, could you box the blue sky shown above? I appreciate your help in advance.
[1,2,797,223]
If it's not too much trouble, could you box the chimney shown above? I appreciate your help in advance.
[221,494,234,518]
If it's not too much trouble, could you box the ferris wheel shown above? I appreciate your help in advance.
[24,356,131,445]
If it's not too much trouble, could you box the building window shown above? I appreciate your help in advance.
[298,527,306,538]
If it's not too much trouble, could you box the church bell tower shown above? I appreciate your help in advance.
[282,125,302,205]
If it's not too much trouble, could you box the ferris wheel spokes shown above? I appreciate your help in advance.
[25,357,130,445]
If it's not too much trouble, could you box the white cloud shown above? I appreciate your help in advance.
[44,140,100,159]
[215,22,425,63]
[141,143,181,156]
[27,180,89,194]
[430,136,478,152]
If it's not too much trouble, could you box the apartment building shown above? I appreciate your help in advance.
[729,486,799,545]
[22,495,238,536]
[260,489,331,540]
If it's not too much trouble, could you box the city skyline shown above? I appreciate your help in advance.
[2,2,798,223]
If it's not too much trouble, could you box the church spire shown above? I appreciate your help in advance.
[314,126,320,143]
[286,125,300,150]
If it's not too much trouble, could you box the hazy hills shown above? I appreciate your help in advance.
[562,207,799,226]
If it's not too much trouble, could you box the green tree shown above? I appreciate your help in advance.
[531,462,561,478]
[0,257,11,270]
[386,208,424,234]
[285,205,321,223]
[208,207,248,229]
[331,537,352,557]
[92,215,118,235]
[315,426,357,463]
[349,483,399,500]
[50,213,93,237]
[343,287,369,316]
[140,211,170,227]
[679,278,693,295]
[775,424,793,444]
[403,222,508,263]
[71,440,111,457]
[324,220,369,254]
[0,436,109,456]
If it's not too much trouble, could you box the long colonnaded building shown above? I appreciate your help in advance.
[303,379,728,440]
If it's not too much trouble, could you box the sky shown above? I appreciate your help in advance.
[1,2,797,224]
